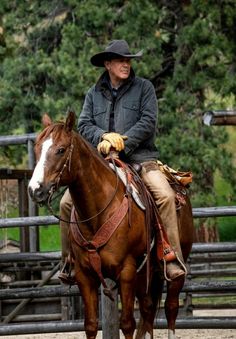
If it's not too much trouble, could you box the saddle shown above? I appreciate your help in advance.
[156,160,192,209]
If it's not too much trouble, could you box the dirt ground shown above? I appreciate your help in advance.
[2,329,236,339]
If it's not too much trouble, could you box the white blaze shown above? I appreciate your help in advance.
[29,137,53,192]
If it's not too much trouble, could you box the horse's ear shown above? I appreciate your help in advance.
[42,113,52,127]
[65,110,76,132]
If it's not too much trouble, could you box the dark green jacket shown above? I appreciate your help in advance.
[78,70,158,163]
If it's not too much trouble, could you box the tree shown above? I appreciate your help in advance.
[0,0,235,213]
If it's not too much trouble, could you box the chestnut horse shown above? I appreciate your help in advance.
[28,111,194,339]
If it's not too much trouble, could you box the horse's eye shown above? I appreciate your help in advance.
[56,147,65,155]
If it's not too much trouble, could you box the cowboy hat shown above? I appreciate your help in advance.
[90,39,143,67]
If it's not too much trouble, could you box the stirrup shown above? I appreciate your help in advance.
[163,253,187,282]
[58,262,76,285]
[58,272,76,285]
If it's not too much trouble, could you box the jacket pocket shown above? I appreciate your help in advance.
[122,100,140,127]
[93,106,107,127]
[122,100,139,112]
[94,106,106,116]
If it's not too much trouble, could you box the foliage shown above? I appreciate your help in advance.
[0,0,236,213]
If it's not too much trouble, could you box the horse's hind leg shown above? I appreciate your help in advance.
[135,270,164,339]
[165,277,185,339]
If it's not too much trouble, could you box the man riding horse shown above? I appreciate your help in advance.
[59,39,187,283]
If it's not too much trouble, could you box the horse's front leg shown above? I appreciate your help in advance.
[119,258,137,339]
[75,269,99,339]
[165,276,185,339]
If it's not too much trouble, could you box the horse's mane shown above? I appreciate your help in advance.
[36,120,111,171]
[35,122,65,145]
[75,130,112,171]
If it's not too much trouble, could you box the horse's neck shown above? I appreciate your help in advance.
[69,137,120,232]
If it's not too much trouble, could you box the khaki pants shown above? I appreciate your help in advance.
[141,161,183,259]
[60,188,73,261]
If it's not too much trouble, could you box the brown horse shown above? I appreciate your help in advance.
[28,110,194,339]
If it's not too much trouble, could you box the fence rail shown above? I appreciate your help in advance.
[0,243,235,332]
[1,205,236,229]
[0,317,236,336]
[0,280,235,301]
[0,133,36,146]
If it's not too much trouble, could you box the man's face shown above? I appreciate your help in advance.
[105,58,131,82]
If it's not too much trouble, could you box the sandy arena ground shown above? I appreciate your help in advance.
[1,329,236,339]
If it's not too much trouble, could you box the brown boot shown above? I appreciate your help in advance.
[166,260,185,280]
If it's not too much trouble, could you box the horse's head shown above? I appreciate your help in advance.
[28,110,76,204]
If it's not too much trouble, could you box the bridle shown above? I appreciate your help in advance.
[46,136,120,225]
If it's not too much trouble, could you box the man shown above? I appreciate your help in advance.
[59,39,186,283]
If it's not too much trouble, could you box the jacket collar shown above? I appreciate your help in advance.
[95,69,135,98]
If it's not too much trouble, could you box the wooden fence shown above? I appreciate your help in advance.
[0,133,236,336]
[0,242,235,336]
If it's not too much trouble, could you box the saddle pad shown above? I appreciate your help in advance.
[109,163,146,210]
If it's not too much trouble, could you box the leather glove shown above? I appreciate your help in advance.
[102,132,128,152]
[97,140,112,155]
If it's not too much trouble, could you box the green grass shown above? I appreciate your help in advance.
[0,224,60,252]
[213,126,236,241]
[39,225,60,251]
[0,205,61,252]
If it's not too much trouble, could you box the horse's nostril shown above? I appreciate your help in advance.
[35,190,44,200]
[28,182,55,204]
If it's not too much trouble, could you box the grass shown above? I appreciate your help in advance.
[39,225,60,251]
[0,205,61,252]
[212,126,236,241]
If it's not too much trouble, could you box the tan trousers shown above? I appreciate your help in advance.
[141,161,183,260]
[60,188,73,262]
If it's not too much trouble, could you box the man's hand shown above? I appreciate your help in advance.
[97,140,112,155]
[102,132,128,152]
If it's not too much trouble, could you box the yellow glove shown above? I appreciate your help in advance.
[102,132,128,152]
[97,140,112,155]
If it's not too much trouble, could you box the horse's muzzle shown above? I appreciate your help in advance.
[28,182,55,204]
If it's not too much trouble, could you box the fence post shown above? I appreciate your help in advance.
[18,177,30,253]
[27,139,39,252]
[101,279,119,339]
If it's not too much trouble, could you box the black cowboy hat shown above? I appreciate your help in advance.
[90,39,143,67]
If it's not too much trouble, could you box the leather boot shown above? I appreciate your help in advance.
[141,163,187,281]
[164,216,187,281]
[163,215,187,281]
[166,260,185,281]
[58,189,76,285]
